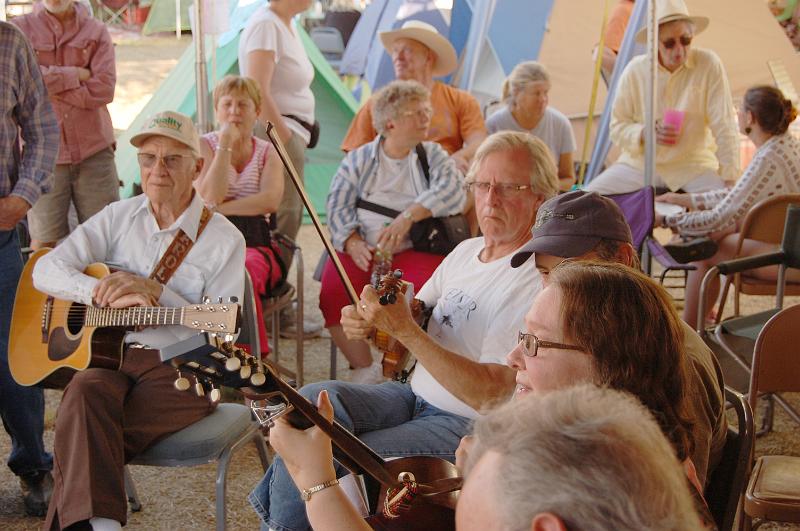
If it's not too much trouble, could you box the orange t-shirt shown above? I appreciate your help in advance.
[604,0,635,53]
[341,81,486,154]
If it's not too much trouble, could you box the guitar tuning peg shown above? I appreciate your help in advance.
[209,385,221,403]
[202,296,211,304]
[239,363,252,380]
[174,370,190,392]
[225,355,241,372]
[217,296,223,303]
[250,371,266,386]
[393,269,403,279]
[193,376,205,397]
[228,296,238,304]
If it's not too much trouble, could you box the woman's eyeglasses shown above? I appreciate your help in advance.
[661,35,692,50]
[517,331,583,358]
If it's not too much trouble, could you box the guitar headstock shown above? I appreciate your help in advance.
[181,298,239,333]
[159,333,311,428]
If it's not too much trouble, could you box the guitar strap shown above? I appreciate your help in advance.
[149,207,213,285]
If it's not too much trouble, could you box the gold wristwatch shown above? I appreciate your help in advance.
[300,478,339,501]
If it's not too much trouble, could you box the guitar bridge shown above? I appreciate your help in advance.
[41,296,54,343]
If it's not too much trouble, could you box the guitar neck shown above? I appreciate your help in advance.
[85,306,184,328]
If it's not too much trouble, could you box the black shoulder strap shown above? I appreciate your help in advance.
[415,143,430,183]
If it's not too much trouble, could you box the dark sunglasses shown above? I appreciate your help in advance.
[661,35,692,49]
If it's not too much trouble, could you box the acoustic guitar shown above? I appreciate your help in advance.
[164,335,461,530]
[9,249,239,388]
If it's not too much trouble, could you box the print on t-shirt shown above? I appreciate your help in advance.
[433,288,477,337]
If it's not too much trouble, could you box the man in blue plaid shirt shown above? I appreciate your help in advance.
[0,20,58,517]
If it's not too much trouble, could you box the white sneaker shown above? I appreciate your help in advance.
[349,362,384,385]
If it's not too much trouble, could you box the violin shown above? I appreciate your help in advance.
[264,123,424,381]
[164,334,460,529]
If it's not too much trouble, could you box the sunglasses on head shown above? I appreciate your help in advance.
[661,35,692,49]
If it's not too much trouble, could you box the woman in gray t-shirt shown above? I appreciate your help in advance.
[486,61,576,191]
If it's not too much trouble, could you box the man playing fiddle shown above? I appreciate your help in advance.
[32,111,245,530]
[248,131,558,531]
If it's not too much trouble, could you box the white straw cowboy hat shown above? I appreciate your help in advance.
[635,0,710,44]
[380,20,458,77]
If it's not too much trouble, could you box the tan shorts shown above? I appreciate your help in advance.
[27,147,120,242]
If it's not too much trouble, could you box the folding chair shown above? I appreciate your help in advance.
[606,187,696,291]
[261,232,305,386]
[310,26,345,71]
[698,204,800,434]
[704,388,754,531]
[741,304,800,529]
[93,0,136,27]
[714,194,800,318]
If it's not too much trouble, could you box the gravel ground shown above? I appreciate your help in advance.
[0,30,798,531]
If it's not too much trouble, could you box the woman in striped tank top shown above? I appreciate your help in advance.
[195,75,285,357]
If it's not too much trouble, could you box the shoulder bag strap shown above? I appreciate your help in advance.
[415,143,430,183]
[150,207,213,285]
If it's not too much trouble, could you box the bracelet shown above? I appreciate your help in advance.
[300,478,339,501]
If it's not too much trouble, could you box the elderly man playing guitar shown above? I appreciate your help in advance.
[249,131,558,531]
[31,111,245,531]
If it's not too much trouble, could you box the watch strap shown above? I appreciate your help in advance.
[301,478,339,501]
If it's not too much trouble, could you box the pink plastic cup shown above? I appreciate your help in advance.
[662,109,685,133]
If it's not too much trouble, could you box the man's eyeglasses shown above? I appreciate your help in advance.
[464,181,533,198]
[661,35,692,49]
[517,331,583,358]
[137,153,191,171]
[401,107,433,120]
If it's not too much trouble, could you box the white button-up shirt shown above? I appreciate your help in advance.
[33,193,246,349]
[610,48,741,191]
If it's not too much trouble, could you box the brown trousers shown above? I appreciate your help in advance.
[44,347,214,530]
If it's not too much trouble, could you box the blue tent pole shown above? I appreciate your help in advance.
[583,0,647,185]
[458,0,496,91]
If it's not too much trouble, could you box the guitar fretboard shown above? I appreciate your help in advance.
[85,306,184,328]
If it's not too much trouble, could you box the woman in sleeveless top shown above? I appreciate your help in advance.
[195,75,284,356]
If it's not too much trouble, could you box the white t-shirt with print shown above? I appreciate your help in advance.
[410,237,542,419]
[238,7,315,143]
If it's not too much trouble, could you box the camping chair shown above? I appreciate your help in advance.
[698,204,800,434]
[123,271,270,531]
[261,232,305,386]
[715,194,800,319]
[704,387,754,531]
[606,187,696,292]
[310,26,345,72]
[93,0,136,27]
[741,304,800,530]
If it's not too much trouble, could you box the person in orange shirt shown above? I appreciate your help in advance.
[341,21,487,174]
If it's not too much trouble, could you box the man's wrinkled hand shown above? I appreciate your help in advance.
[340,304,373,341]
[0,196,30,231]
[92,272,163,308]
[358,284,415,339]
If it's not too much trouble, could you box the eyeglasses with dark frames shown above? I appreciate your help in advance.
[517,331,583,358]
[660,35,692,50]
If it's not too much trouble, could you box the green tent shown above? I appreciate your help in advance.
[141,0,192,36]
[115,24,359,223]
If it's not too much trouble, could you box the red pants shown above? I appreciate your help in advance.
[319,249,444,327]
[246,246,284,356]
[44,348,214,529]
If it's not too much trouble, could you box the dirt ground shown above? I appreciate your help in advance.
[1,29,799,531]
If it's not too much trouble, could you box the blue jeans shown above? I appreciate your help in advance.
[248,380,472,531]
[0,229,52,476]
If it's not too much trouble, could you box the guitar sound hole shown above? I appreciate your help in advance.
[66,303,87,335]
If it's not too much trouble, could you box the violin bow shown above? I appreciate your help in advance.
[265,123,360,306]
